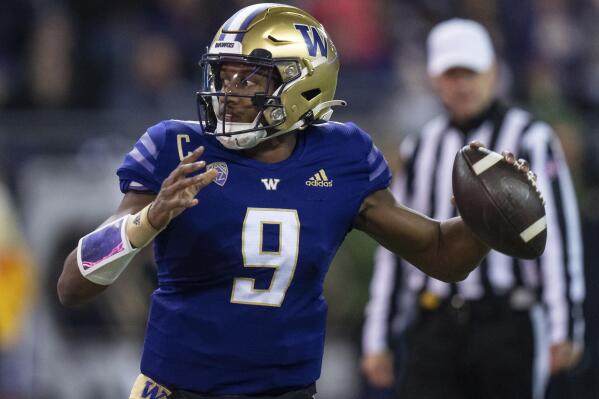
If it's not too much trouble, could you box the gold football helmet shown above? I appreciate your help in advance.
[197,3,346,150]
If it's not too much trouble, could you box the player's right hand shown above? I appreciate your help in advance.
[361,351,395,388]
[148,146,218,230]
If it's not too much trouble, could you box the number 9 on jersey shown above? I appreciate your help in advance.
[231,208,300,307]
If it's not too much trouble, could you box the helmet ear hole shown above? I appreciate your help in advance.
[301,89,321,101]
[249,48,273,59]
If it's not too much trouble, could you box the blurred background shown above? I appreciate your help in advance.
[1,0,599,398]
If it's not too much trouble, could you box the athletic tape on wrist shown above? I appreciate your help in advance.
[126,203,161,248]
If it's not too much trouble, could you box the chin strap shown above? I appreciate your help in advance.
[311,99,347,121]
[215,99,348,150]
[259,99,348,144]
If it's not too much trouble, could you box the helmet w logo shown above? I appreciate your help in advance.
[294,24,328,57]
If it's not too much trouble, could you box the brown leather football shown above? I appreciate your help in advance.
[452,145,547,259]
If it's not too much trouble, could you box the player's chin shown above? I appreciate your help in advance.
[219,111,258,124]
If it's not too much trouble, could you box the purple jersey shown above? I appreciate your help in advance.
[117,120,391,394]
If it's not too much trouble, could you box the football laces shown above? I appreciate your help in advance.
[525,169,545,206]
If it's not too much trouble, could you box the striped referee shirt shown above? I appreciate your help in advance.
[362,101,585,354]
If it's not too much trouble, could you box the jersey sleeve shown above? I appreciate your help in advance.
[349,123,392,199]
[116,122,167,193]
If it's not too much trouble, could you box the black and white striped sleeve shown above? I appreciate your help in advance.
[361,135,418,354]
[362,246,401,354]
[521,122,585,347]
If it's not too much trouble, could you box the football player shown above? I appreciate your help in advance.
[57,4,526,398]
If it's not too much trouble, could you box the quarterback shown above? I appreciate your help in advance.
[57,4,515,399]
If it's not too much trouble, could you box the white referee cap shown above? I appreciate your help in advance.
[427,19,495,77]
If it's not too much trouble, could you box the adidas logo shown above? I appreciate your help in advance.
[306,169,333,187]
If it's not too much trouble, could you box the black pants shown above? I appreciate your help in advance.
[170,384,316,399]
[398,298,535,399]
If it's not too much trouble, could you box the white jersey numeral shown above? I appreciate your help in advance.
[231,208,300,307]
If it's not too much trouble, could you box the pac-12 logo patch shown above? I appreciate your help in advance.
[207,162,228,186]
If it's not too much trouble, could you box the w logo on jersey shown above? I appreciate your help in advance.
[261,178,281,190]
[294,24,328,57]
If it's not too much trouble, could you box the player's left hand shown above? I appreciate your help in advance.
[468,141,528,170]
[453,141,547,259]
[451,141,536,205]
[468,141,542,202]
[550,341,583,374]
[499,148,544,205]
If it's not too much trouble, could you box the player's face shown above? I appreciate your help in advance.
[216,62,277,123]
[432,65,497,124]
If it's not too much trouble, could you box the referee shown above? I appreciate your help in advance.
[361,19,585,399]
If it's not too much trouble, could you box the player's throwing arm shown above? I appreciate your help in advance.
[57,146,217,306]
[355,142,544,282]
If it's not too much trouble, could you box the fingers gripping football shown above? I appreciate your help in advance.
[452,143,547,259]
[148,146,218,230]
[502,150,545,206]
[479,144,542,205]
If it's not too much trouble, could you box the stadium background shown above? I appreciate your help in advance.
[0,0,598,398]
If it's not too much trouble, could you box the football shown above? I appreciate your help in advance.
[452,145,547,259]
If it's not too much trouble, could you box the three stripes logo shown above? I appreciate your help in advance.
[306,169,333,187]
